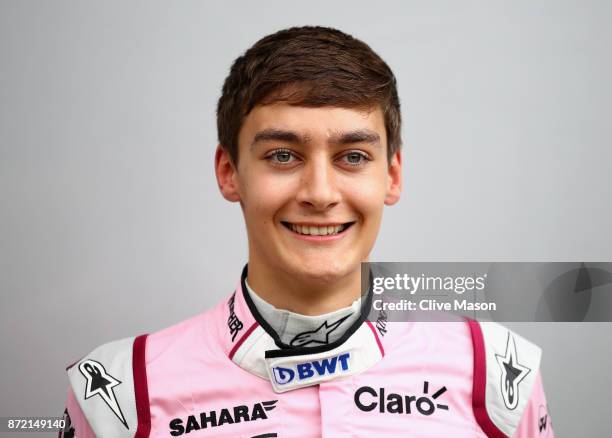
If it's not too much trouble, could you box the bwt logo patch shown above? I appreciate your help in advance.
[272,353,351,385]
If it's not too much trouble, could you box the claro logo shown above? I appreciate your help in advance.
[354,382,449,416]
[272,353,350,385]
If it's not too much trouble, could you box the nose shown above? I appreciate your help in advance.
[295,155,341,211]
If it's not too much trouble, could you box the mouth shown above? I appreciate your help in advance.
[281,221,356,237]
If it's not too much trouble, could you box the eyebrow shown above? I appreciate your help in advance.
[251,129,310,149]
[250,128,381,149]
[330,129,381,147]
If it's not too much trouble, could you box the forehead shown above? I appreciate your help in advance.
[238,104,386,146]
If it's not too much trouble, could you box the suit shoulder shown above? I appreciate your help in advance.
[66,335,146,437]
[467,320,543,437]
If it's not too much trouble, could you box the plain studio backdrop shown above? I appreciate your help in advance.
[1,1,611,436]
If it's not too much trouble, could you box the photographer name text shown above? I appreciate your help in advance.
[373,298,496,312]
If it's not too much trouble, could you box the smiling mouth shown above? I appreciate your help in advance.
[281,221,356,236]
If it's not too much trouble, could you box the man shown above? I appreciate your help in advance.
[60,26,553,437]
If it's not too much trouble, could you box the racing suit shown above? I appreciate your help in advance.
[61,266,554,437]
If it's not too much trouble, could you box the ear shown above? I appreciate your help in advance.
[214,145,241,202]
[384,150,402,206]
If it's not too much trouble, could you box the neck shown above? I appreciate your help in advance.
[246,259,362,316]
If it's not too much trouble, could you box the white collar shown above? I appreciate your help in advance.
[219,265,387,393]
[244,278,362,348]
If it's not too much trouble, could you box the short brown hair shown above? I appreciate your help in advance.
[216,26,402,165]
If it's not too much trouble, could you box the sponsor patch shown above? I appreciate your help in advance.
[375,309,388,337]
[169,400,277,436]
[354,381,449,416]
[227,292,244,342]
[79,359,128,429]
[58,408,75,438]
[495,333,531,410]
[290,315,351,347]
[272,352,351,386]
[538,404,552,436]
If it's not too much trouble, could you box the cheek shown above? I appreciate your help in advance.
[242,173,295,219]
[342,175,388,218]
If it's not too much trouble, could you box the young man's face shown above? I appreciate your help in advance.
[216,104,401,283]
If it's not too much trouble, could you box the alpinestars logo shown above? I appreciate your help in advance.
[290,314,351,347]
[79,359,128,429]
[354,382,449,416]
[495,333,531,410]
[169,400,277,436]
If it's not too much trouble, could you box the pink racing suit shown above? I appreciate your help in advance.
[61,267,554,437]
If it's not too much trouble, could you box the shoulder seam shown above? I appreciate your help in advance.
[466,319,509,438]
[133,334,151,438]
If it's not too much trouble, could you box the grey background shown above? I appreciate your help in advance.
[1,1,611,436]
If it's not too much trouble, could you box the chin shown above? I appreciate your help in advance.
[287,257,357,284]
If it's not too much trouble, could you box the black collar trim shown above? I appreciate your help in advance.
[238,264,373,359]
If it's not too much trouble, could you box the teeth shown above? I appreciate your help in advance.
[290,224,346,236]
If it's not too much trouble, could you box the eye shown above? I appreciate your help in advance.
[339,151,370,166]
[265,148,298,165]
